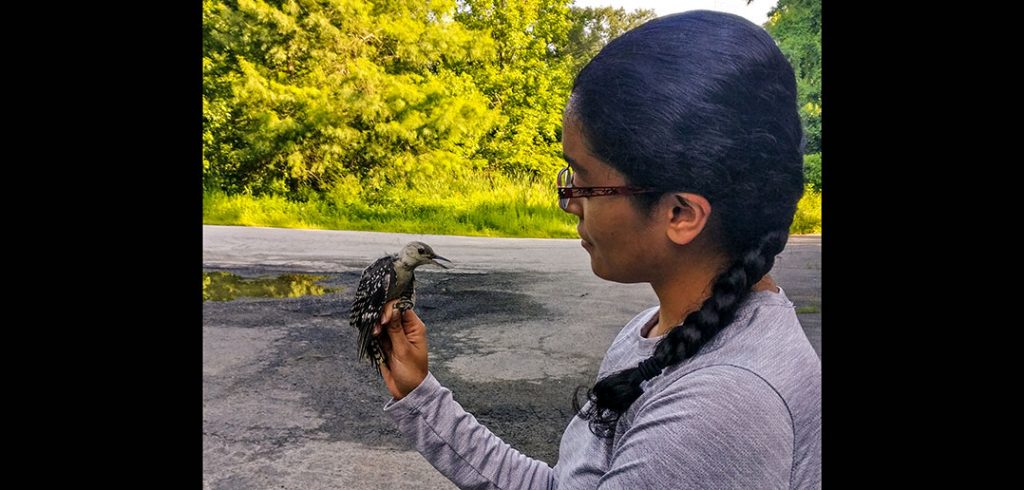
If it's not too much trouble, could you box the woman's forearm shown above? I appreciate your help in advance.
[384,372,556,490]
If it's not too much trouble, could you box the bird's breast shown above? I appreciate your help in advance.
[389,266,413,299]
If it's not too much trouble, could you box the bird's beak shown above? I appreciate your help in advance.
[430,255,452,269]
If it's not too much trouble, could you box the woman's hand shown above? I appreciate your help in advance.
[374,299,429,400]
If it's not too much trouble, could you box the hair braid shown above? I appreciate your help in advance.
[574,229,789,437]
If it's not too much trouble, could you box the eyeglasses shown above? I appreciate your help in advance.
[557,165,659,210]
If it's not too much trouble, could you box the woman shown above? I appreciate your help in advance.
[373,10,821,489]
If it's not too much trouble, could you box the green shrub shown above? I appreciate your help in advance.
[791,186,821,235]
[803,152,822,192]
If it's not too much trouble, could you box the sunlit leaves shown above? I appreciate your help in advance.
[764,0,821,154]
[203,0,648,200]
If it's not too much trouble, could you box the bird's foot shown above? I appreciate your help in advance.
[395,299,414,312]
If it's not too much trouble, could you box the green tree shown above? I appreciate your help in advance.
[204,0,501,198]
[452,0,577,178]
[762,0,821,154]
[564,5,655,75]
[202,0,653,201]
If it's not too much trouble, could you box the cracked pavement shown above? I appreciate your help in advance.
[203,225,821,489]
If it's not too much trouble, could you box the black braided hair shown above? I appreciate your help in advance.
[566,11,805,437]
[573,230,789,436]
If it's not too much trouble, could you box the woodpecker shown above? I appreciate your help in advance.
[349,241,451,375]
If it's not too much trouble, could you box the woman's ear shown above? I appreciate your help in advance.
[665,193,712,246]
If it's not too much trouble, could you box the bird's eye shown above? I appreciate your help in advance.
[418,248,426,254]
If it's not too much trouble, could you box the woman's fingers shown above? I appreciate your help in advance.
[370,301,429,400]
[384,308,412,359]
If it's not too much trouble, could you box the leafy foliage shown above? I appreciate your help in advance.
[563,6,655,78]
[803,152,821,191]
[790,185,821,235]
[205,0,492,196]
[203,0,821,236]
[203,0,609,198]
[763,0,821,154]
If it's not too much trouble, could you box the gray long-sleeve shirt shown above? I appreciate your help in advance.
[384,288,821,489]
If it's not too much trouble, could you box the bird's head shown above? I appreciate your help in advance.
[401,241,451,269]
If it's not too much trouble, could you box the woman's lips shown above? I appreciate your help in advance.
[578,227,592,250]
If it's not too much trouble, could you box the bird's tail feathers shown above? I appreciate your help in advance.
[355,322,387,377]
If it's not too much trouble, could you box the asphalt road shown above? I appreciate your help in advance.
[203,225,821,489]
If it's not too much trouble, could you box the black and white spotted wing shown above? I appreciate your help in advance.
[349,254,398,375]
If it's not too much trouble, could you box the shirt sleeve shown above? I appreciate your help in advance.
[598,365,794,489]
[384,372,555,490]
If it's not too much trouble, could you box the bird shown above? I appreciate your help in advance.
[349,241,451,375]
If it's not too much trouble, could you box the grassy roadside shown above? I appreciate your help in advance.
[203,174,579,238]
[203,183,822,238]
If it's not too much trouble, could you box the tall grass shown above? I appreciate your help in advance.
[204,173,579,238]
[204,176,822,238]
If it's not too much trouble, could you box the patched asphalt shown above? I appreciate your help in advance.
[203,226,820,489]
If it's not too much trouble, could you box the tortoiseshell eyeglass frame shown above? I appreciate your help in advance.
[557,165,659,210]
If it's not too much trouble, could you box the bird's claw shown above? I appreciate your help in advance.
[395,300,414,312]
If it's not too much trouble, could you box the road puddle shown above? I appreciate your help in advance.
[203,271,338,302]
